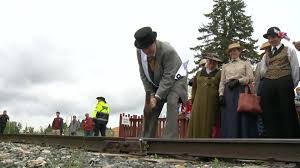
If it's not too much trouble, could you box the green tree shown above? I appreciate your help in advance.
[17,122,22,134]
[4,121,18,134]
[190,0,258,73]
[23,125,28,134]
[28,127,34,134]
[62,122,68,135]
[40,126,44,134]
[44,124,52,135]
[105,127,114,137]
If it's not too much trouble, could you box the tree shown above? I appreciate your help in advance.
[62,122,68,135]
[4,121,18,134]
[28,127,34,134]
[105,127,114,137]
[16,122,22,134]
[23,125,28,134]
[190,0,258,73]
[44,124,52,135]
[40,126,45,134]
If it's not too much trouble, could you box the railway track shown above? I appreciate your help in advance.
[0,134,299,163]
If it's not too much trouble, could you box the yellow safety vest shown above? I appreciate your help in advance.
[92,101,110,118]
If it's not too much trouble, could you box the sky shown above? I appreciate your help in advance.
[0,0,299,130]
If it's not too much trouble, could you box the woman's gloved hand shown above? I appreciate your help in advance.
[228,79,239,90]
[219,95,225,106]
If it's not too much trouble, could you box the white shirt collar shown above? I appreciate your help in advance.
[230,57,240,62]
[273,43,282,50]
[206,68,212,74]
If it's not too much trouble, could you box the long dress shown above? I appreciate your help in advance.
[188,68,221,138]
[221,84,258,138]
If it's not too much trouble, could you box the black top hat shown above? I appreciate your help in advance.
[134,27,157,49]
[263,27,281,39]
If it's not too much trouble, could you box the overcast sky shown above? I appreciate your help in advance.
[0,0,299,130]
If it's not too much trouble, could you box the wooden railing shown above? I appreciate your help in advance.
[119,113,189,138]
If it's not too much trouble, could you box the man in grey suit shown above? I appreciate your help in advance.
[134,27,187,138]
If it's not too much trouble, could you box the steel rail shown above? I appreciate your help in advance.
[0,134,140,154]
[142,138,300,162]
[1,134,300,162]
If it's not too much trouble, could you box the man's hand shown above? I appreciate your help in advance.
[150,96,157,108]
[293,41,300,51]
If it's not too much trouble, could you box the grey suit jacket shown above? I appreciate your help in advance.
[137,40,187,102]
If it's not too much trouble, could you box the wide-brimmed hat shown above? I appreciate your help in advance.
[203,53,222,62]
[96,96,105,102]
[226,43,243,53]
[134,27,157,49]
[199,59,207,66]
[260,42,271,50]
[263,27,280,39]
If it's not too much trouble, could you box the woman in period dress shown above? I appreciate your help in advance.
[188,53,222,138]
[219,43,258,138]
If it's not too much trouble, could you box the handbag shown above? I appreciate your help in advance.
[237,86,262,113]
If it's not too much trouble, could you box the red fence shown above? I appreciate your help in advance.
[119,113,189,138]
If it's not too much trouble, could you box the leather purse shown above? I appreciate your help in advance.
[237,86,262,113]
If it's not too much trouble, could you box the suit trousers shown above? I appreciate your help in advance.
[143,88,181,139]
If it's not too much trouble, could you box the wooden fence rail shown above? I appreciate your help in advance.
[119,113,189,138]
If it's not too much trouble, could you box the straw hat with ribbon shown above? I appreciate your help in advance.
[260,42,271,50]
[226,43,243,53]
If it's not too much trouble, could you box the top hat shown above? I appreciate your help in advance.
[202,53,222,62]
[263,27,281,39]
[134,27,157,49]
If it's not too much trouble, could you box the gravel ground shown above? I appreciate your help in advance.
[0,142,298,168]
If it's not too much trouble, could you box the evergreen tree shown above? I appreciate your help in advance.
[4,121,18,134]
[40,126,44,134]
[28,127,34,134]
[17,122,22,134]
[62,122,68,135]
[190,0,258,73]
[44,124,52,135]
[23,125,28,134]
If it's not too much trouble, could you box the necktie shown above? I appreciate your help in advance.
[147,56,156,71]
[272,47,277,55]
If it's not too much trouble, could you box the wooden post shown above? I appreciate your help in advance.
[119,113,124,137]
[132,115,137,137]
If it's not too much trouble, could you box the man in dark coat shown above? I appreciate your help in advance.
[134,27,187,138]
[0,110,9,134]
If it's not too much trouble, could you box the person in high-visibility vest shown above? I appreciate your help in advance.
[92,96,110,136]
